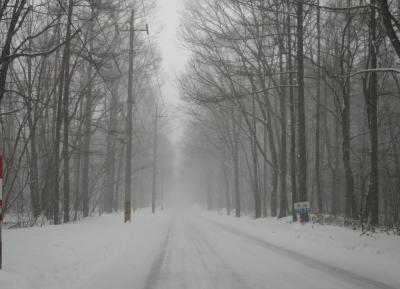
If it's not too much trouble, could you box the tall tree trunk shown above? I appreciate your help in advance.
[251,90,261,218]
[105,72,119,213]
[324,81,340,215]
[380,0,400,60]
[81,13,93,218]
[222,147,231,215]
[233,113,240,217]
[278,32,287,218]
[343,0,358,220]
[62,0,74,223]
[53,24,67,225]
[288,0,297,221]
[263,120,268,217]
[332,115,340,215]
[151,105,158,214]
[315,0,322,213]
[263,96,278,217]
[0,1,27,107]
[26,24,40,218]
[124,10,135,222]
[296,0,309,222]
[269,125,278,217]
[363,0,379,226]
[388,113,400,225]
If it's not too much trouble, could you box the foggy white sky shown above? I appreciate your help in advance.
[151,0,190,198]
[154,0,189,143]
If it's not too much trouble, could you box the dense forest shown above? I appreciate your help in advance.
[1,0,400,231]
[179,0,400,230]
[0,0,174,226]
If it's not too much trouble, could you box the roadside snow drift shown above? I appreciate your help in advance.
[0,210,171,289]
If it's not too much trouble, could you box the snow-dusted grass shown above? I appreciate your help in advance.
[203,211,400,289]
[0,209,171,289]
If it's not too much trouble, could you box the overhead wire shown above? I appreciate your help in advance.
[140,0,167,110]
[58,0,166,113]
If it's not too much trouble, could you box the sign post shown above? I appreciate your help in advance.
[0,155,3,269]
[294,201,311,222]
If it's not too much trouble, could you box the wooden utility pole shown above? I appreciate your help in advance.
[151,104,159,214]
[125,9,135,223]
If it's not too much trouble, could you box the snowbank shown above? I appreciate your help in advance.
[0,210,171,289]
[203,211,400,289]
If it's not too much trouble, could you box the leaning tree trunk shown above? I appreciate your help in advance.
[380,0,400,60]
[0,1,27,108]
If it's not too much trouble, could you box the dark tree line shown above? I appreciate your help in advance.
[0,0,169,226]
[180,0,400,230]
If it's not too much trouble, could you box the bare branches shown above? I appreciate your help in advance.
[0,29,81,65]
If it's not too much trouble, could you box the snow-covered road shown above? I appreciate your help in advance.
[2,209,400,289]
[140,213,397,289]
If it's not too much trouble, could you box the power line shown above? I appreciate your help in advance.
[140,0,166,109]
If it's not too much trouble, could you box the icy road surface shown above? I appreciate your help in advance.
[1,209,400,289]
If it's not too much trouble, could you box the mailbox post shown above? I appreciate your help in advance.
[294,201,311,222]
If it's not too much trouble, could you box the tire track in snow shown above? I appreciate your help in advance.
[206,218,398,289]
[143,222,172,289]
[143,214,253,289]
[188,218,253,289]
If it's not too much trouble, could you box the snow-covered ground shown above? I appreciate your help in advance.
[1,208,399,289]
[0,210,172,289]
